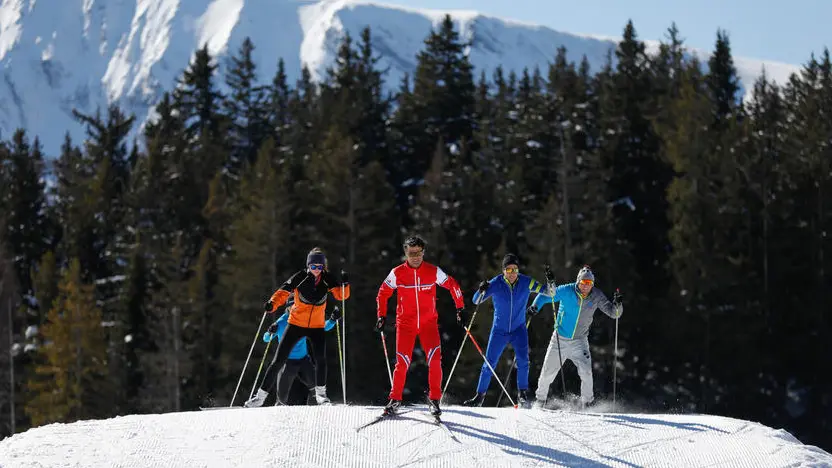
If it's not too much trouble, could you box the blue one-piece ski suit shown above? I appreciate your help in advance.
[471,274,548,394]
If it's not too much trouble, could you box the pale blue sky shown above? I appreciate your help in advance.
[383,0,826,65]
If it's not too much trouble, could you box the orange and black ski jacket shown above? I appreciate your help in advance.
[268,270,350,328]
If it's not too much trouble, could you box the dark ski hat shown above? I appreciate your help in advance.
[502,253,520,269]
[306,248,327,266]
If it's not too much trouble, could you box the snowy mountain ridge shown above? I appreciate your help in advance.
[0,0,803,155]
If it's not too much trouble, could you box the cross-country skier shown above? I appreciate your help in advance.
[463,254,553,408]
[528,265,623,408]
[375,235,466,416]
[245,247,349,407]
[263,298,340,405]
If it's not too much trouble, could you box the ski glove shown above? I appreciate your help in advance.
[456,308,468,326]
[527,305,539,316]
[264,301,274,312]
[375,316,386,332]
[477,280,488,293]
[613,289,623,306]
[340,270,349,285]
[544,264,555,284]
[330,306,342,321]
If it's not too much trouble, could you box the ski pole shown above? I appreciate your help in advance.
[249,336,273,400]
[341,282,347,400]
[441,301,482,405]
[613,288,620,412]
[230,311,268,407]
[380,330,393,387]
[464,327,517,408]
[497,317,532,407]
[335,310,346,404]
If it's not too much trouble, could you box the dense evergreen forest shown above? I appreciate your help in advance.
[0,16,829,450]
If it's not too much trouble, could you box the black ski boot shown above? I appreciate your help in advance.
[427,398,442,417]
[518,389,533,409]
[463,392,486,407]
[383,399,401,416]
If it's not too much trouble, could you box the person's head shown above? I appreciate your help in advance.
[502,253,520,284]
[306,247,327,277]
[403,235,426,268]
[576,265,595,296]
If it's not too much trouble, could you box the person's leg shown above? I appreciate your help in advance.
[475,328,509,394]
[305,328,330,404]
[510,326,530,391]
[247,324,306,407]
[571,337,594,405]
[419,319,443,401]
[275,361,301,405]
[389,324,418,401]
[534,330,565,402]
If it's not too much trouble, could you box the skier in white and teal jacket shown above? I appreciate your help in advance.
[528,265,623,408]
[463,254,553,408]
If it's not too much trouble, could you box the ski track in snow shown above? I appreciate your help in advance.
[0,404,829,467]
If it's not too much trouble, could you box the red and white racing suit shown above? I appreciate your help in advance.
[376,261,465,401]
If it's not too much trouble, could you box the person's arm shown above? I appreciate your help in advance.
[327,270,350,301]
[595,289,623,319]
[267,271,304,312]
[376,269,397,318]
[472,279,494,305]
[436,267,465,309]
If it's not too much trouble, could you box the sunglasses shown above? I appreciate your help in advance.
[308,264,324,271]
[579,279,594,286]
[503,267,519,273]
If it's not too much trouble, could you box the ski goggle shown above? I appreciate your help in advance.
[579,279,594,286]
[308,264,324,271]
[503,267,519,273]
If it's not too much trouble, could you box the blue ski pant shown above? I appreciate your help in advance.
[476,325,530,394]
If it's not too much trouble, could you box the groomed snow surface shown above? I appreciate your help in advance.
[1,400,830,467]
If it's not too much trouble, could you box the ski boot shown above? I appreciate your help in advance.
[427,397,442,417]
[314,386,331,405]
[463,392,486,407]
[244,388,269,408]
[518,389,533,409]
[383,399,401,416]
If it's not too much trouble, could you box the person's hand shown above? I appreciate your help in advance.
[456,308,468,327]
[613,289,623,306]
[375,316,386,332]
[329,306,342,321]
[544,264,554,284]
[527,305,539,317]
[340,270,349,284]
[264,301,273,312]
[477,280,488,293]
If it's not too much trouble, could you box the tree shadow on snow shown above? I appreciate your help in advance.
[440,408,496,420]
[442,420,637,468]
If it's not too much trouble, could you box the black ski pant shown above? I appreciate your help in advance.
[260,324,326,392]
[275,357,315,404]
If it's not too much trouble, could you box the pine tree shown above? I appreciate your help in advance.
[224,37,270,171]
[25,259,108,426]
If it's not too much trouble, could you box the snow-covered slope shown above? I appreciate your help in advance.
[0,404,829,467]
[0,0,803,155]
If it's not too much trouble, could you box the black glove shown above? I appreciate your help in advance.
[340,269,349,284]
[267,322,278,334]
[264,301,273,312]
[544,264,554,284]
[329,306,342,321]
[527,305,539,317]
[613,289,623,306]
[456,307,468,326]
[477,280,488,293]
[375,316,386,332]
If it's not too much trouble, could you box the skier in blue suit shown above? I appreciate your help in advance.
[263,297,339,405]
[463,254,553,408]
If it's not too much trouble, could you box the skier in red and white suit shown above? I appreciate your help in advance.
[376,235,466,416]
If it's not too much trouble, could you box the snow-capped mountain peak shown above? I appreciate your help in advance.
[0,0,802,155]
